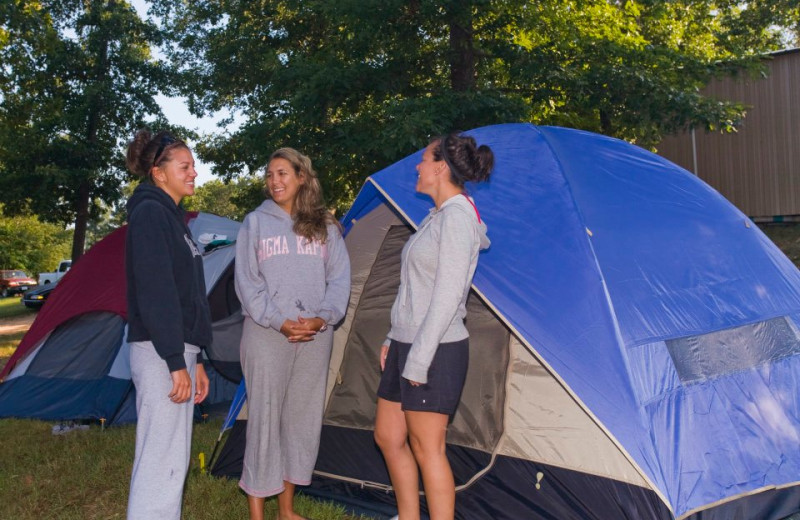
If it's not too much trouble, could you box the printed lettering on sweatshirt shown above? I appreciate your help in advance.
[257,235,327,262]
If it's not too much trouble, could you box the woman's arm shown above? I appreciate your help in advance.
[316,226,351,326]
[402,207,476,384]
[234,215,289,330]
[128,204,189,372]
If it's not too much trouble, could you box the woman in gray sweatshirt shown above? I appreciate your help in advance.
[235,148,350,520]
[374,133,494,520]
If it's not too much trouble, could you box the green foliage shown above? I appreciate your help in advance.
[0,208,72,275]
[0,0,174,259]
[182,177,263,221]
[150,0,800,211]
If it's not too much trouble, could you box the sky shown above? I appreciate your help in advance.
[131,0,234,186]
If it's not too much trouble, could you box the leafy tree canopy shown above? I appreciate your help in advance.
[182,177,264,221]
[0,205,72,275]
[0,0,174,260]
[152,0,799,211]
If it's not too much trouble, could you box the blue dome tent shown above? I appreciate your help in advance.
[213,124,800,519]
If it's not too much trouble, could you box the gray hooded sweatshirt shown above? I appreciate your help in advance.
[235,199,350,330]
[387,194,490,384]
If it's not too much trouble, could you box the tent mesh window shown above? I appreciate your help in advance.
[26,312,125,379]
[666,316,800,384]
[325,224,509,453]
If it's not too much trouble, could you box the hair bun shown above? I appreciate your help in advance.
[474,144,494,183]
[437,133,494,186]
[126,129,186,180]
[126,129,155,178]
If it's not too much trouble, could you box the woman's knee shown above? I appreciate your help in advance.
[407,430,446,463]
[374,425,405,452]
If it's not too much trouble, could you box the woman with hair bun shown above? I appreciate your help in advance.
[235,147,351,520]
[374,132,494,520]
[124,129,212,519]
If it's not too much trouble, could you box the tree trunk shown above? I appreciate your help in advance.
[71,180,90,262]
[71,0,113,261]
[600,109,613,135]
[447,1,475,92]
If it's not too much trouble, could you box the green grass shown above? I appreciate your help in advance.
[1,328,25,375]
[0,334,22,357]
[0,418,364,520]
[0,295,36,320]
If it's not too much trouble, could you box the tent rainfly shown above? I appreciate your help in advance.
[212,124,800,520]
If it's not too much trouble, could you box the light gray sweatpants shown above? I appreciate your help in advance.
[239,317,333,497]
[127,341,199,520]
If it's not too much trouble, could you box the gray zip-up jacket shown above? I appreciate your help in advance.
[235,199,350,331]
[387,194,490,383]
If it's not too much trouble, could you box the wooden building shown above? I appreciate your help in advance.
[657,48,800,219]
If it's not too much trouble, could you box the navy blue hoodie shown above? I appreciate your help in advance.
[125,183,212,372]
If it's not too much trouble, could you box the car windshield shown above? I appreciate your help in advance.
[2,271,27,279]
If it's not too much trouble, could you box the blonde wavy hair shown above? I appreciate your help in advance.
[265,147,339,243]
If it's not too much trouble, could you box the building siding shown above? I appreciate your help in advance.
[658,48,800,218]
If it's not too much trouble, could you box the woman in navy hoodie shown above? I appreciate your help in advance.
[124,129,212,520]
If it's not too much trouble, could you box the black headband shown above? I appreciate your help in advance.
[439,135,460,180]
[153,134,177,166]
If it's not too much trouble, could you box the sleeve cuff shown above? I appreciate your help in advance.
[318,310,334,325]
[401,360,429,384]
[165,353,187,372]
[270,314,287,331]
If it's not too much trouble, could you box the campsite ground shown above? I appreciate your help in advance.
[0,299,34,365]
[0,223,799,519]
[0,299,367,520]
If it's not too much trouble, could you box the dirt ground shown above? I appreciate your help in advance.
[0,313,36,335]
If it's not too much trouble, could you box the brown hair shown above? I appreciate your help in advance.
[126,129,189,182]
[432,132,494,188]
[265,148,339,243]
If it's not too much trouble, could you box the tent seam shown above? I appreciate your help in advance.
[514,125,674,514]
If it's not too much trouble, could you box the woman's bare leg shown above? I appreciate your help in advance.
[375,398,421,520]
[406,410,453,520]
[277,482,308,520]
[247,495,265,520]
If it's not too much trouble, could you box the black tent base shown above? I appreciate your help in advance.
[311,426,672,520]
[211,423,800,520]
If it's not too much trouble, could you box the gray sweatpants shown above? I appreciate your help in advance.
[239,317,333,497]
[127,341,199,520]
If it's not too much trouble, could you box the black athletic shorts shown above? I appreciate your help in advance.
[377,338,469,416]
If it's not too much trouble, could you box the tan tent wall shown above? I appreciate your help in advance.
[657,48,800,218]
[324,200,653,492]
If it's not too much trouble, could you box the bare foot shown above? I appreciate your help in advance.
[277,513,308,520]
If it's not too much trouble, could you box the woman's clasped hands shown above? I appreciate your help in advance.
[280,316,327,342]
